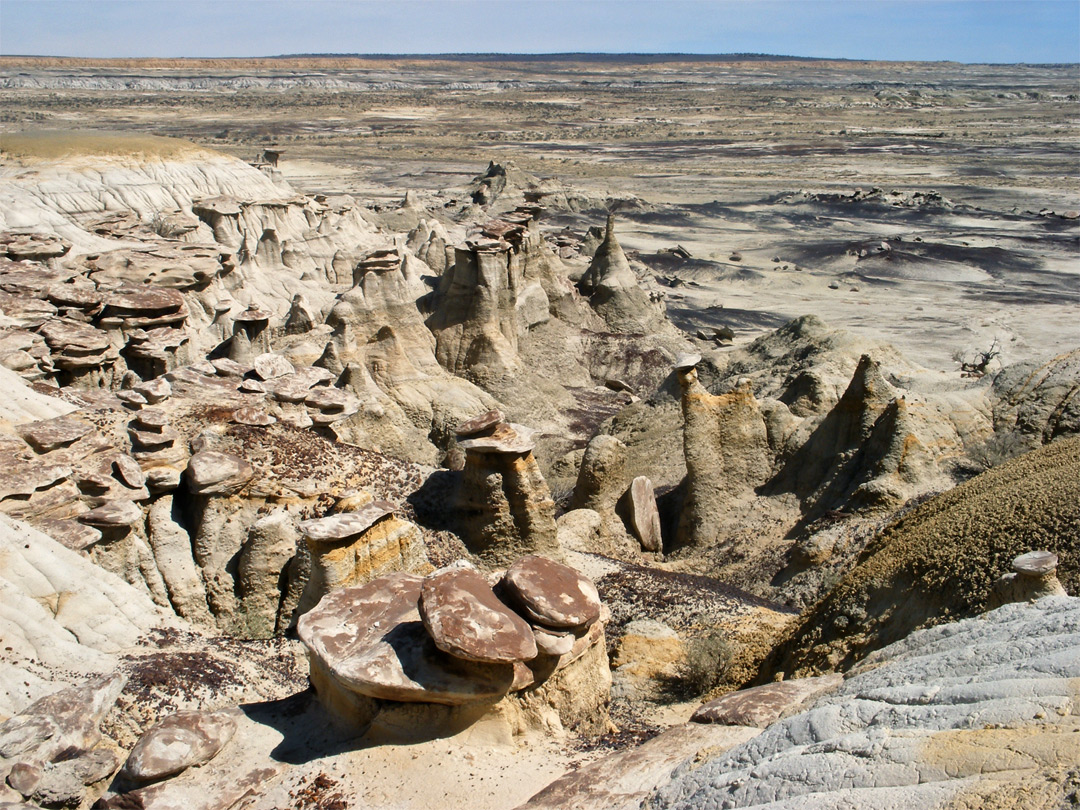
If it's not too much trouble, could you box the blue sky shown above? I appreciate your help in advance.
[1,1,1078,63]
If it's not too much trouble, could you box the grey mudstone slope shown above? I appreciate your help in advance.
[647,596,1080,810]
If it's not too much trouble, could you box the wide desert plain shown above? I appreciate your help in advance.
[2,55,1077,370]
[0,55,1079,810]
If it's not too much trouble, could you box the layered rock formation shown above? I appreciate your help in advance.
[298,556,609,737]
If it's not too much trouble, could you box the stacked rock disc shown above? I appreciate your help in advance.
[298,555,604,708]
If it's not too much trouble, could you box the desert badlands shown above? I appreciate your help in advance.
[0,54,1077,810]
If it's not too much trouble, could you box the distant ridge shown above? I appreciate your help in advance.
[268,52,838,63]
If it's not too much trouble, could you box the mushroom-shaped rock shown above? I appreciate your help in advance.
[299,501,395,543]
[232,406,276,426]
[296,502,428,612]
[458,422,536,455]
[674,353,702,371]
[253,352,294,381]
[185,451,254,496]
[298,573,515,706]
[420,563,538,663]
[78,499,144,528]
[502,555,602,629]
[120,709,238,783]
[456,409,504,438]
[18,416,93,453]
[1013,550,1059,576]
[234,305,271,323]
[987,549,1068,608]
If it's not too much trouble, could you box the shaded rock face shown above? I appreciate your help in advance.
[457,420,560,568]
[427,241,528,388]
[298,558,609,736]
[992,347,1080,447]
[649,598,1080,810]
[570,434,639,559]
[765,353,960,515]
[676,371,771,552]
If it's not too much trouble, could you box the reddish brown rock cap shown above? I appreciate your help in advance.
[455,409,504,438]
[503,555,602,629]
[420,562,538,663]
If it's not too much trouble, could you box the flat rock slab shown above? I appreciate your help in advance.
[1013,550,1058,575]
[0,673,127,765]
[133,378,171,404]
[624,476,662,552]
[34,518,101,551]
[516,723,760,810]
[298,501,395,543]
[77,499,144,528]
[420,563,537,664]
[38,320,110,353]
[133,408,169,430]
[457,422,536,455]
[0,463,71,500]
[121,708,239,783]
[113,454,147,489]
[103,288,184,315]
[503,555,602,629]
[18,416,93,453]
[128,425,180,451]
[185,451,254,496]
[298,572,514,705]
[47,284,102,309]
[211,358,248,377]
[691,674,843,728]
[456,409,504,438]
[233,406,276,426]
[304,387,357,412]
[674,353,702,371]
[253,353,294,381]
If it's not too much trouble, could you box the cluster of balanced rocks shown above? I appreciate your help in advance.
[298,554,611,738]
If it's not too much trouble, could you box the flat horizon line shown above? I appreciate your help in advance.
[2,52,1075,67]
